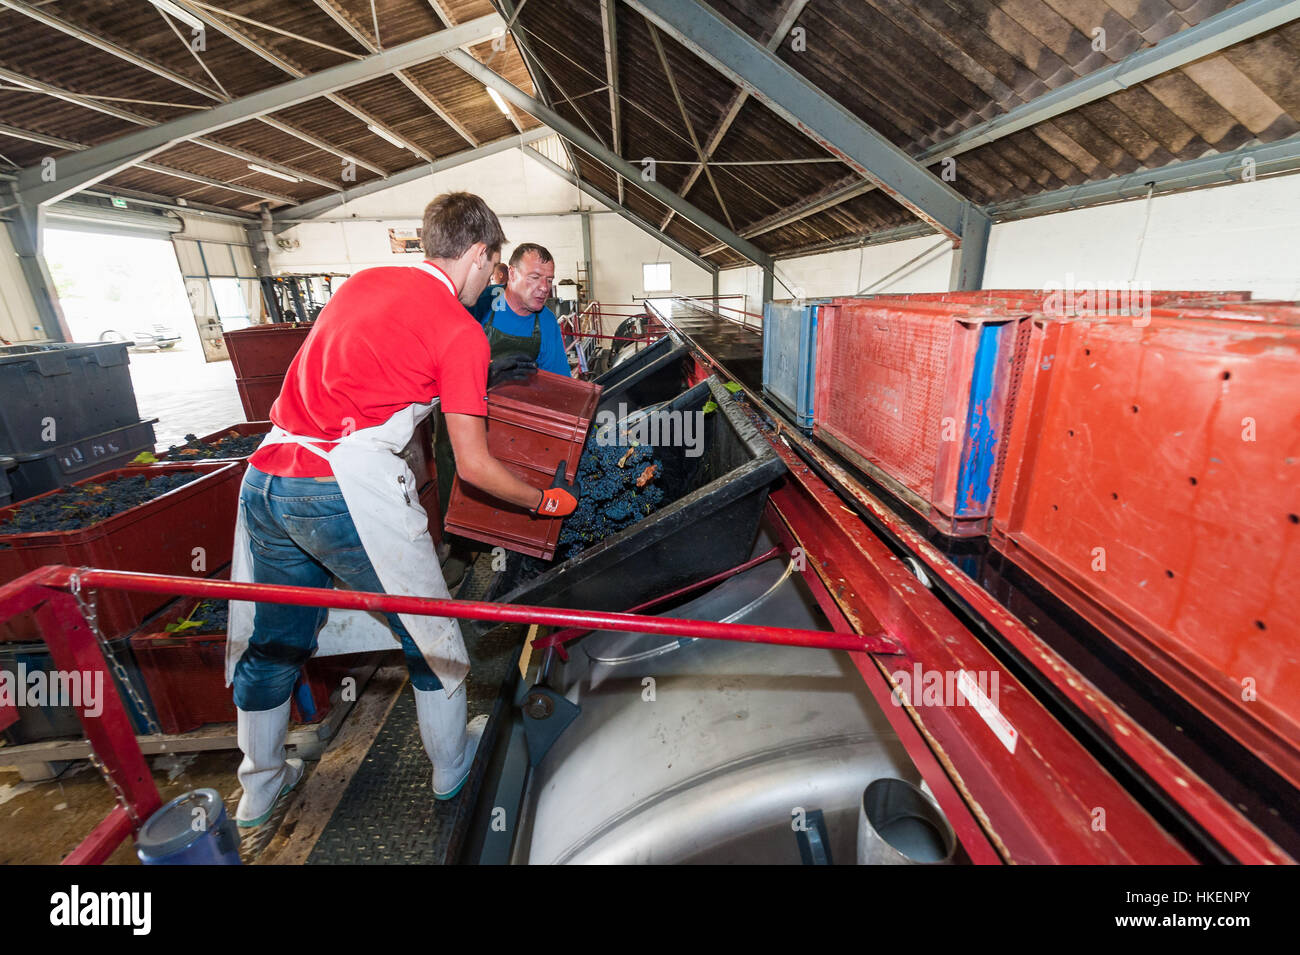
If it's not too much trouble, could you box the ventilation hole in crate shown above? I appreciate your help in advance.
[1131,405,1140,413]
[1084,348,1091,356]
[1255,620,1267,631]
[1111,492,1119,500]
[1051,504,1058,511]
[1165,570,1174,578]
[1067,429,1075,437]
[1221,371,1231,381]
[1289,514,1299,524]
[1189,476,1198,486]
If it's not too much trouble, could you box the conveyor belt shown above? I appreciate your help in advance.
[306,558,523,865]
[646,298,763,392]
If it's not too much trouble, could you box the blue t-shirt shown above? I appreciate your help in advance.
[470,284,570,376]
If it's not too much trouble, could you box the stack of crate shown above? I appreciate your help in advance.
[0,341,157,504]
[762,288,1300,792]
[223,322,313,421]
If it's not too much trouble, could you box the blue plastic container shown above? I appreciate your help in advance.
[136,788,242,865]
[762,301,825,431]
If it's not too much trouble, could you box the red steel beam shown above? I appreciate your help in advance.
[637,305,1288,863]
[761,499,1004,865]
[31,587,163,864]
[38,566,894,654]
[61,806,136,866]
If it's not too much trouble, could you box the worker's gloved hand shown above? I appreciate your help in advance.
[532,461,580,517]
[487,353,537,389]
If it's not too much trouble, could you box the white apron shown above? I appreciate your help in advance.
[225,262,470,697]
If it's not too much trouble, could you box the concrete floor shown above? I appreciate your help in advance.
[126,344,248,449]
[0,750,245,865]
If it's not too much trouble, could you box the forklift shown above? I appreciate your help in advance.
[259,273,348,324]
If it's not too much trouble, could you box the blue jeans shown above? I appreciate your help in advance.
[233,465,442,711]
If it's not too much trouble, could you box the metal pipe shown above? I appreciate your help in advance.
[37,566,893,653]
[566,332,652,342]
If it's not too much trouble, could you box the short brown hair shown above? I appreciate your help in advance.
[509,242,554,268]
[422,192,507,259]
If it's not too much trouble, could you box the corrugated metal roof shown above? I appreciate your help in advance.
[0,0,537,210]
[1,0,1297,267]
[517,0,1300,265]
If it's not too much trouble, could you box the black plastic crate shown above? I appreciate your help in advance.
[593,332,692,417]
[0,342,141,453]
[0,635,157,743]
[486,376,786,613]
[5,418,157,503]
[0,455,12,507]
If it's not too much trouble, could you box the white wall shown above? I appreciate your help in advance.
[719,173,1300,303]
[270,146,712,309]
[589,212,712,305]
[717,235,955,312]
[984,173,1300,299]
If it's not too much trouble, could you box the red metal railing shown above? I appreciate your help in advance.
[564,302,667,349]
[0,561,892,864]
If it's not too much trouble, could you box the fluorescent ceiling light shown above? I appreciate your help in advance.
[485,87,512,116]
[366,123,408,149]
[147,0,205,33]
[247,163,300,183]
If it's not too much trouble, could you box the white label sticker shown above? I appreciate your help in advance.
[958,669,1018,754]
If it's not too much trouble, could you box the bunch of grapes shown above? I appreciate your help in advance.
[557,431,666,559]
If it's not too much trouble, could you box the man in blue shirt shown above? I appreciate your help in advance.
[469,242,572,377]
[434,243,574,581]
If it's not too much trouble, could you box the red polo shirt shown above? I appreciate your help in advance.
[248,262,489,478]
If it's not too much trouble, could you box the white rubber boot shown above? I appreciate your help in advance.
[235,698,304,828]
[414,683,488,800]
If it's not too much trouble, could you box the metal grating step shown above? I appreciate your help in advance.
[306,555,525,865]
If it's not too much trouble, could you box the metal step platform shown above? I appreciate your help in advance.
[304,559,525,865]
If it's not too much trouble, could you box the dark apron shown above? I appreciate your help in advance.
[433,309,543,527]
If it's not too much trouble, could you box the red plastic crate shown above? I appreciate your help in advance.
[991,309,1300,789]
[146,421,271,469]
[443,371,601,560]
[129,597,358,734]
[0,463,241,637]
[235,374,284,422]
[813,299,1029,536]
[869,290,1253,308]
[223,323,312,379]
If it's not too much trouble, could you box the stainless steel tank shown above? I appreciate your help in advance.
[515,527,944,864]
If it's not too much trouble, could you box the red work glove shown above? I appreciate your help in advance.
[532,461,580,517]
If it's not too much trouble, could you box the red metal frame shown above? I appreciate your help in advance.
[0,571,163,864]
[0,561,895,864]
[529,545,875,659]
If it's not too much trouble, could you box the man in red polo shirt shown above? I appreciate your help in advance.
[225,192,579,827]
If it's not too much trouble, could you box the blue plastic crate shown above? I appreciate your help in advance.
[762,300,825,430]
